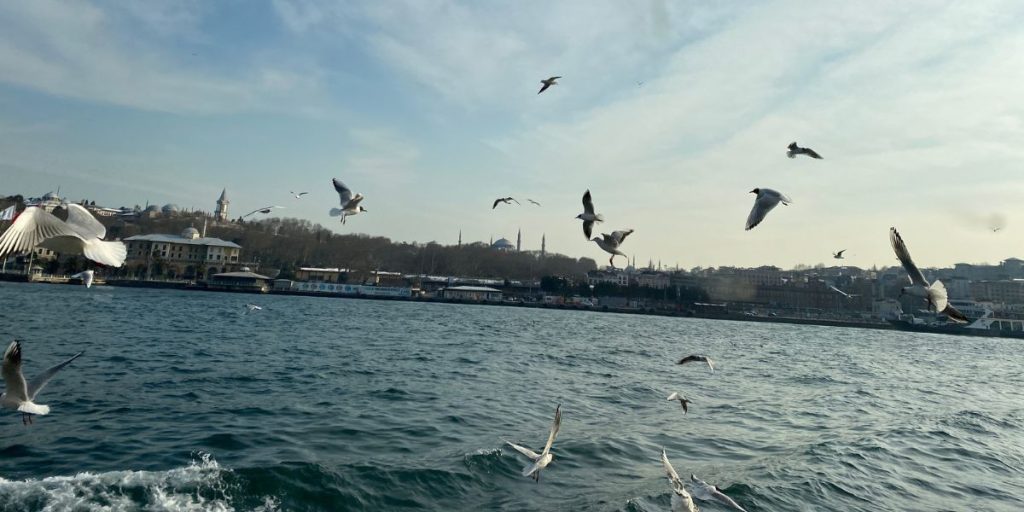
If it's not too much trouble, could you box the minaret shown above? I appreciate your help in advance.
[541,234,546,257]
[215,188,229,222]
[201,218,208,238]
[489,235,493,246]
[458,230,462,247]
[516,228,522,252]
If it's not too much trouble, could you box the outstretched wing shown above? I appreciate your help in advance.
[611,229,634,245]
[492,198,502,209]
[505,440,540,461]
[942,304,969,323]
[64,204,107,240]
[836,249,846,257]
[347,194,364,209]
[745,194,780,230]
[804,147,823,159]
[541,404,561,455]
[583,220,594,240]
[2,341,28,403]
[889,227,928,286]
[333,178,354,206]
[27,350,83,400]
[582,190,595,215]
[0,207,81,258]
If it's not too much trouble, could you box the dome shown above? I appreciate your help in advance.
[492,238,515,250]
[162,204,179,215]
[182,227,200,239]
[42,192,58,200]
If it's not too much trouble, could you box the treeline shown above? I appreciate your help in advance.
[107,213,597,279]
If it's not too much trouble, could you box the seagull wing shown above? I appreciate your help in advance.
[2,341,28,403]
[505,440,540,461]
[611,229,634,245]
[583,220,594,240]
[0,207,82,258]
[804,147,823,159]
[347,195,364,209]
[510,198,520,205]
[27,350,83,400]
[537,82,552,94]
[582,190,595,215]
[889,228,928,286]
[528,199,541,206]
[745,193,781,230]
[836,249,846,257]
[64,204,107,240]
[492,198,502,209]
[541,404,561,455]
[708,486,749,512]
[333,179,354,207]
[661,450,698,512]
[942,304,969,323]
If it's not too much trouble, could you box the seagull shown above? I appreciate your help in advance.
[833,249,846,259]
[537,76,561,94]
[745,188,791,231]
[829,285,859,299]
[290,191,309,199]
[505,404,561,482]
[492,197,520,209]
[2,341,83,425]
[637,81,645,87]
[527,199,542,207]
[0,204,126,267]
[245,303,262,313]
[329,178,367,225]
[787,141,823,159]
[890,227,968,323]
[690,474,749,512]
[243,205,284,218]
[591,229,633,268]
[661,450,698,512]
[666,392,691,414]
[71,270,94,288]
[677,355,714,374]
[576,190,605,239]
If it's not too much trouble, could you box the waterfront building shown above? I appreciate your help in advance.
[442,285,503,301]
[123,227,243,279]
[294,267,349,283]
[25,192,63,213]
[207,271,271,293]
[587,270,629,287]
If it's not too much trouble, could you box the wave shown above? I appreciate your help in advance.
[0,453,278,512]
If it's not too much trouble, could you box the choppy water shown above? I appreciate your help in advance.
[1,282,1023,511]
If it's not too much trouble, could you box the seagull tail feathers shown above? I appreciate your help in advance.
[595,214,605,222]
[83,240,127,267]
[329,208,343,217]
[17,402,49,415]
[929,280,949,312]
[522,461,541,478]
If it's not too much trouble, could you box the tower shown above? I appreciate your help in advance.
[541,234,546,257]
[458,230,462,247]
[516,228,521,252]
[214,188,229,222]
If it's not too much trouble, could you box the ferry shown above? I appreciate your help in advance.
[887,301,1024,339]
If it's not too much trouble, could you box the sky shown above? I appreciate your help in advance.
[1,0,1023,270]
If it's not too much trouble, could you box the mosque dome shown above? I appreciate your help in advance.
[162,204,179,215]
[492,238,515,251]
[42,192,59,200]
[182,227,200,239]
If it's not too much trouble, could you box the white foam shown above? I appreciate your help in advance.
[0,453,278,512]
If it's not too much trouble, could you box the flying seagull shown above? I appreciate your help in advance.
[71,269,94,288]
[290,191,309,199]
[527,199,542,207]
[2,341,83,425]
[691,474,749,512]
[745,188,791,231]
[833,249,846,259]
[576,190,605,239]
[243,205,284,218]
[829,285,859,299]
[890,227,968,323]
[492,197,520,209]
[677,355,714,374]
[666,392,691,414]
[537,76,561,94]
[591,229,633,268]
[0,204,126,267]
[505,404,561,482]
[329,178,367,225]
[661,450,698,512]
[245,303,262,313]
[787,142,823,159]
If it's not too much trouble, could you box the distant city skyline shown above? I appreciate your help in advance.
[2,1,1022,269]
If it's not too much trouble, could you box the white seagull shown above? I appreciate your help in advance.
[330,178,367,225]
[245,303,263,313]
[537,76,561,94]
[243,205,285,218]
[829,285,859,299]
[492,197,520,209]
[71,269,94,288]
[2,341,83,425]
[0,204,126,267]
[527,199,542,207]
[690,474,749,512]
[745,188,791,231]
[591,229,633,268]
[890,227,968,323]
[576,190,605,240]
[833,249,846,259]
[661,450,698,512]
[505,404,561,482]
[666,392,691,414]
[677,355,714,374]
[786,141,823,159]
[290,191,309,199]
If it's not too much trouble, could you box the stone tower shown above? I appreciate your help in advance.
[516,228,522,252]
[215,188,229,221]
[541,233,546,257]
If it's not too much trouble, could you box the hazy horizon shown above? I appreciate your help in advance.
[2,1,1022,270]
